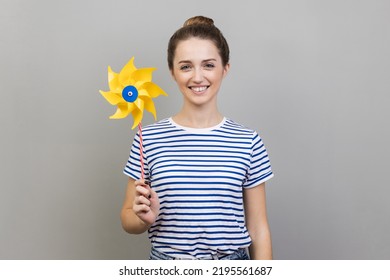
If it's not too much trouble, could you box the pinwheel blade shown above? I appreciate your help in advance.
[139,82,168,98]
[131,108,143,129]
[100,90,122,105]
[134,96,145,113]
[118,57,137,86]
[108,66,120,92]
[110,102,131,119]
[139,91,157,119]
[131,68,155,83]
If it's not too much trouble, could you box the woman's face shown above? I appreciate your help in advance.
[171,37,230,108]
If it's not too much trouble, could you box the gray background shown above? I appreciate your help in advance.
[1,0,389,260]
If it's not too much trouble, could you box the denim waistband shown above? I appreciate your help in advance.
[150,247,249,260]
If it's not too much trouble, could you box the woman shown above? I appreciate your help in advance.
[121,16,274,260]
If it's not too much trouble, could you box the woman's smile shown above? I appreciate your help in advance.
[189,85,210,94]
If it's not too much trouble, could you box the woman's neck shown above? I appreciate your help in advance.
[172,105,223,129]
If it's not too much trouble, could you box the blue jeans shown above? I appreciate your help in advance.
[150,247,250,260]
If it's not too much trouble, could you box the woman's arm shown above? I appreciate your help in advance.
[243,182,273,259]
[120,178,160,234]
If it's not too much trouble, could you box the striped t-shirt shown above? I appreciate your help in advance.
[123,117,273,259]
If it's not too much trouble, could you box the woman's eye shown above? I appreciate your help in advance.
[204,63,215,69]
[180,65,191,71]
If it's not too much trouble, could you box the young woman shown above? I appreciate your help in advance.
[120,16,274,260]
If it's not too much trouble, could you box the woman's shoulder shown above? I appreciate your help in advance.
[222,118,257,135]
[142,118,172,130]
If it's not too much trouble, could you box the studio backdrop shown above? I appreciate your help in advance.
[1,0,389,259]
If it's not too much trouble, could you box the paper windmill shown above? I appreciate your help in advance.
[100,57,167,180]
[100,57,167,129]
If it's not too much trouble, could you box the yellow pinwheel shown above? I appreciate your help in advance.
[100,57,167,129]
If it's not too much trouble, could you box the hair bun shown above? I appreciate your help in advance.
[183,16,214,27]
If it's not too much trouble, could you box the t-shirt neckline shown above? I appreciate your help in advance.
[169,117,226,133]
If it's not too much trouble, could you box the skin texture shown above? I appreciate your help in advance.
[120,37,273,259]
[243,183,273,259]
[121,178,159,234]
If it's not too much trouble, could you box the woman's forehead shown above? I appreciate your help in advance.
[174,38,221,62]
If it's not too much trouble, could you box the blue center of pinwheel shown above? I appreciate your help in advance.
[122,85,138,103]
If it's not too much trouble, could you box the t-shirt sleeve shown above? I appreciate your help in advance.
[123,131,149,180]
[243,131,274,188]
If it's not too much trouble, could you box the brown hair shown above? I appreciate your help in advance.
[167,16,230,70]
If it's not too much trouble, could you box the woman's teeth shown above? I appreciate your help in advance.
[191,86,208,92]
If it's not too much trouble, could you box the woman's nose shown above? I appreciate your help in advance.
[192,68,204,83]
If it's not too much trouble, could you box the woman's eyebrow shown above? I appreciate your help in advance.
[178,60,192,64]
[178,58,217,64]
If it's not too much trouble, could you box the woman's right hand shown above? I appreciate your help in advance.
[132,179,160,226]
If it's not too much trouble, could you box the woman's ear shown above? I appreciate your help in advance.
[223,63,230,78]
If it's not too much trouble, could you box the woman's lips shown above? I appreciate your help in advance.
[189,86,209,94]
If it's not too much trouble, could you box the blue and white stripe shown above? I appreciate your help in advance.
[124,117,273,259]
